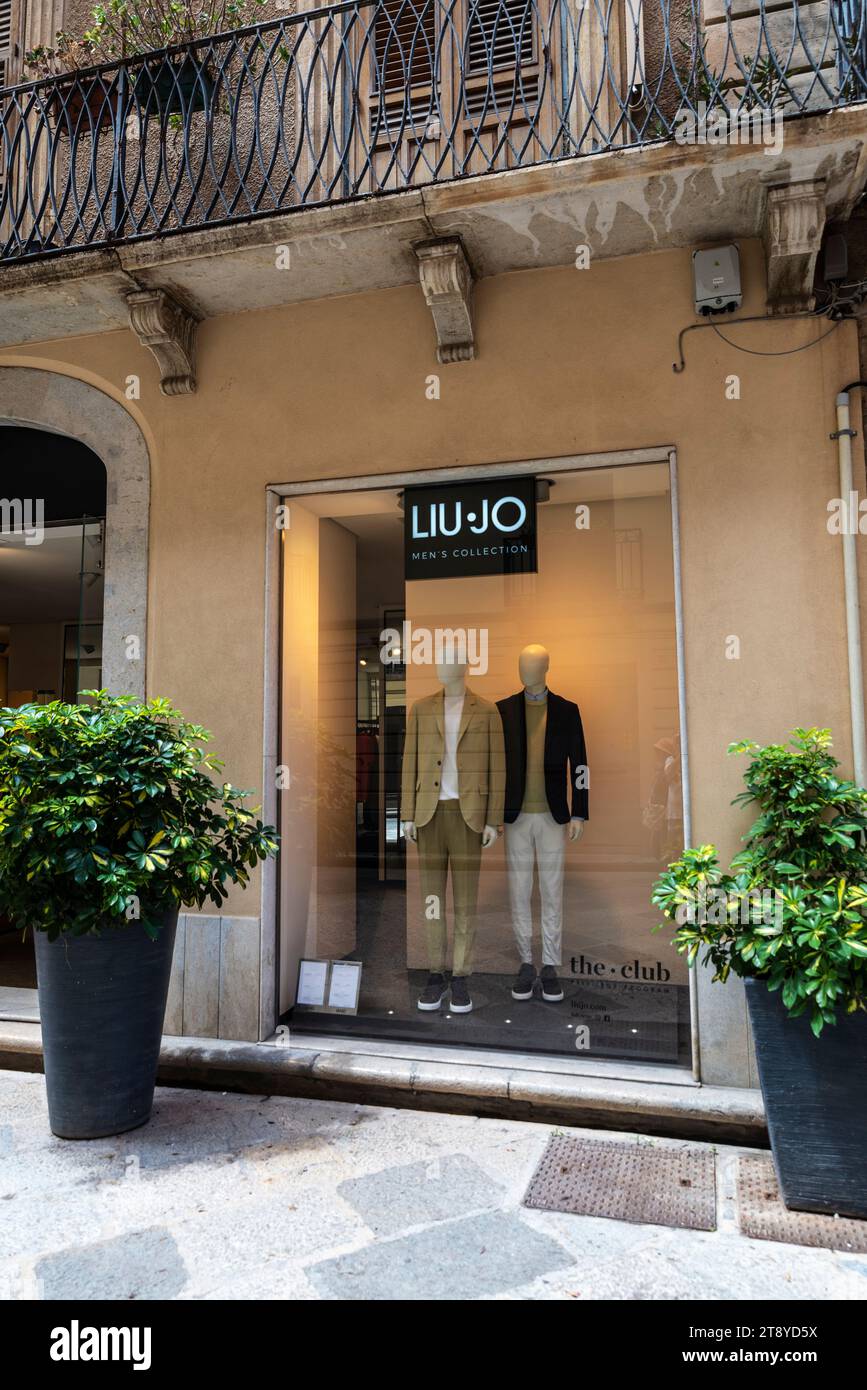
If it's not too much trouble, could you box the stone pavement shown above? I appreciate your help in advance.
[1,1069,865,1301]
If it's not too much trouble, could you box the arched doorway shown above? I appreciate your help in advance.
[0,369,151,1020]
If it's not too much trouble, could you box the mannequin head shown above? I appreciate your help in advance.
[518,644,550,694]
[436,659,468,695]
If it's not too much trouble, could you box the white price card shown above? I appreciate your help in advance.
[328,961,362,1011]
[297,959,328,1007]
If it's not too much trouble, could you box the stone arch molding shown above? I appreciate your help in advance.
[0,368,149,698]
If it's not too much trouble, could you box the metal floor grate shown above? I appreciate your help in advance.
[737,1156,867,1252]
[523,1135,717,1231]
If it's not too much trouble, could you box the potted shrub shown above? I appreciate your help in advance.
[24,0,266,129]
[0,692,278,1140]
[652,728,867,1219]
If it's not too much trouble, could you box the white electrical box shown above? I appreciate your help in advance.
[693,245,742,315]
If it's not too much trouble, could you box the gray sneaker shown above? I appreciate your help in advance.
[417,973,447,1011]
[450,977,473,1013]
[511,963,536,1000]
[540,965,564,1002]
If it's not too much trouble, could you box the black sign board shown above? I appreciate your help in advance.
[404,475,537,580]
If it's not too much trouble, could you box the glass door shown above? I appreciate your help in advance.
[63,516,105,702]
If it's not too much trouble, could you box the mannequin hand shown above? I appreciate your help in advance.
[401,821,418,843]
[569,819,585,843]
[482,825,498,849]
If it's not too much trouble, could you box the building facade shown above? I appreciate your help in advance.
[1,0,867,1116]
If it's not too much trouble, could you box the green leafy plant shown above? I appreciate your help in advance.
[838,26,866,105]
[0,692,278,939]
[677,34,723,108]
[25,0,267,77]
[676,35,793,115]
[652,729,867,1035]
[740,54,791,111]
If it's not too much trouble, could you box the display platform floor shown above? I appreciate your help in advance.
[295,879,691,1065]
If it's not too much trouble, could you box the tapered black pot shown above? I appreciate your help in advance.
[34,910,178,1140]
[137,58,215,114]
[745,976,867,1218]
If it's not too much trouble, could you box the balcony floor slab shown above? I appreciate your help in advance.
[1,104,866,347]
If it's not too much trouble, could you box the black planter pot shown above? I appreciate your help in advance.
[34,910,178,1140]
[745,976,867,1218]
[136,58,215,115]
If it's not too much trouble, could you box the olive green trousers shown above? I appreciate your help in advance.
[417,800,482,978]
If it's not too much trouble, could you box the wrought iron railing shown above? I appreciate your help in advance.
[0,0,865,263]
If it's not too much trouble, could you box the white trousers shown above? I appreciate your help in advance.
[504,811,566,967]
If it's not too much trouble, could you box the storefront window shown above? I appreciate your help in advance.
[279,459,688,1064]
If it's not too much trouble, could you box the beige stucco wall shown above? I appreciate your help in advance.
[2,235,864,1074]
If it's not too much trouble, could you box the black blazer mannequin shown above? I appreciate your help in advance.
[497,650,589,828]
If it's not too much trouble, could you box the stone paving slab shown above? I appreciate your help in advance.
[306,1209,575,1301]
[338,1153,504,1238]
[1,1071,866,1302]
[36,1228,189,1302]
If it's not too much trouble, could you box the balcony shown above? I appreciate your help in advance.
[1,0,867,349]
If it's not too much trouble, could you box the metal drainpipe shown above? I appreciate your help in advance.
[834,386,867,786]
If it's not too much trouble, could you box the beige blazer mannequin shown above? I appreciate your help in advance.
[400,688,505,835]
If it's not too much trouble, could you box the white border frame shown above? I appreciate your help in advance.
[260,445,697,1078]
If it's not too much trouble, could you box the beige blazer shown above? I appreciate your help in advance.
[400,688,506,834]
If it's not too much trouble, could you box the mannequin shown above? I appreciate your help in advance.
[401,659,505,1014]
[497,645,588,1003]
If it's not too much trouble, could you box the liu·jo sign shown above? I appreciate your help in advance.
[404,476,537,580]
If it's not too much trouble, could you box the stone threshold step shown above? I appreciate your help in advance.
[0,1021,766,1147]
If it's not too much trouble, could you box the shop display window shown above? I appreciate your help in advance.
[278,460,688,1064]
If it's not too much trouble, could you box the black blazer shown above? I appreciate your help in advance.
[496,690,589,825]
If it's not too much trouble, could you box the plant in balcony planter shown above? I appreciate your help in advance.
[24,35,122,135]
[25,0,266,130]
[0,693,278,1139]
[652,728,867,1218]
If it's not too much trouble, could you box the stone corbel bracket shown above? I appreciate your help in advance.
[763,180,826,315]
[126,287,200,395]
[414,237,475,363]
